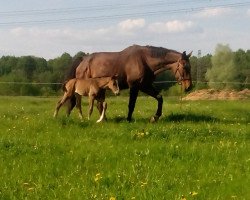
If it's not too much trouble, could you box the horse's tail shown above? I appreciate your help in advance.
[65,56,84,80]
[62,81,68,92]
[61,79,76,93]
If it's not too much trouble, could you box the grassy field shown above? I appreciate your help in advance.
[0,95,249,200]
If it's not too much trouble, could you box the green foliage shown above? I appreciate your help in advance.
[0,52,86,95]
[0,56,18,76]
[206,44,242,90]
[0,47,249,96]
[234,49,250,88]
[190,54,212,83]
[0,96,249,199]
[165,84,183,96]
[154,71,175,91]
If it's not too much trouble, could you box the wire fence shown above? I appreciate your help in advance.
[0,80,249,100]
[0,80,249,85]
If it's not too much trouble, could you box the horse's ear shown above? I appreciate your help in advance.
[187,51,192,58]
[182,51,187,59]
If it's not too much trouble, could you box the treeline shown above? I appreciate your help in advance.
[0,51,86,96]
[153,44,250,93]
[0,44,249,96]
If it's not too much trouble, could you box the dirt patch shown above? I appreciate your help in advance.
[183,89,250,100]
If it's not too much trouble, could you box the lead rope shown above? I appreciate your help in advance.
[179,84,183,111]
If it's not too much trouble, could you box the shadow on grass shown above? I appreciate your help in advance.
[107,113,219,123]
[162,113,219,123]
[55,113,220,125]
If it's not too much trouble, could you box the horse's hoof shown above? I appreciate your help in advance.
[53,112,57,118]
[150,116,159,123]
[126,117,132,122]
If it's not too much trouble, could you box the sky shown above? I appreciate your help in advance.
[0,0,250,59]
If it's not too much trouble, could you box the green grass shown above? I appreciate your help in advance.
[0,96,249,200]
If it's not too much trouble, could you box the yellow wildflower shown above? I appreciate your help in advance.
[181,195,186,200]
[140,181,147,187]
[94,173,102,182]
[190,191,198,196]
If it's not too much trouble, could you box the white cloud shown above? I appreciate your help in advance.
[196,8,231,18]
[148,20,194,33]
[10,27,26,36]
[118,18,145,32]
[247,9,250,16]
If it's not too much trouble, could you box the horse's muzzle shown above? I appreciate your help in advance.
[184,83,193,92]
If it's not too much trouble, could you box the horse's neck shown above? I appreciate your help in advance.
[146,48,181,67]
[165,51,182,64]
[152,51,181,75]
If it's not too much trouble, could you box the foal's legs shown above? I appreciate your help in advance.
[88,95,95,120]
[127,86,139,122]
[96,101,107,123]
[75,93,83,120]
[66,95,76,117]
[96,90,106,120]
[53,94,69,117]
[140,85,163,122]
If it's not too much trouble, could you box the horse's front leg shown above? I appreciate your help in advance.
[141,85,163,122]
[127,86,139,122]
[88,95,95,120]
[96,101,107,123]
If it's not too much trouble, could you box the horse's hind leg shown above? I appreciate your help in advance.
[75,93,83,120]
[66,95,76,117]
[88,95,95,120]
[96,101,107,123]
[127,87,139,122]
[54,95,68,117]
[97,101,107,121]
[96,89,106,120]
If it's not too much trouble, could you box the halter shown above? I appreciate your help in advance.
[174,59,191,85]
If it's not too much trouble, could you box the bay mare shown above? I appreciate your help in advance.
[67,44,193,122]
[54,76,119,122]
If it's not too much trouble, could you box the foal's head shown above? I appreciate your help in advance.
[108,75,120,95]
[174,51,193,92]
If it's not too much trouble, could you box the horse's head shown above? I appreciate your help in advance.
[174,51,193,92]
[108,75,120,95]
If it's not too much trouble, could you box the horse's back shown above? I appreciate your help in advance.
[75,45,149,89]
[74,78,92,96]
[75,45,143,78]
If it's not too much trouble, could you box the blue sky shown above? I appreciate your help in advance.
[0,0,250,59]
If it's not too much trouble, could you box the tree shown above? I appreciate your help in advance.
[16,56,36,81]
[73,51,87,60]
[190,54,212,89]
[206,44,241,90]
[0,56,18,76]
[48,53,72,82]
[234,49,250,88]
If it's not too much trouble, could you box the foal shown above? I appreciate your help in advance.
[54,76,119,122]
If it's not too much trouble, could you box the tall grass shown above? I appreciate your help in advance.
[0,96,249,199]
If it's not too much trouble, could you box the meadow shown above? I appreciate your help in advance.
[0,95,249,200]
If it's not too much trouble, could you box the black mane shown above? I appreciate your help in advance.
[65,56,84,81]
[146,46,177,58]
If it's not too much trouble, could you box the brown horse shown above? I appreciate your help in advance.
[54,76,119,122]
[67,45,193,122]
